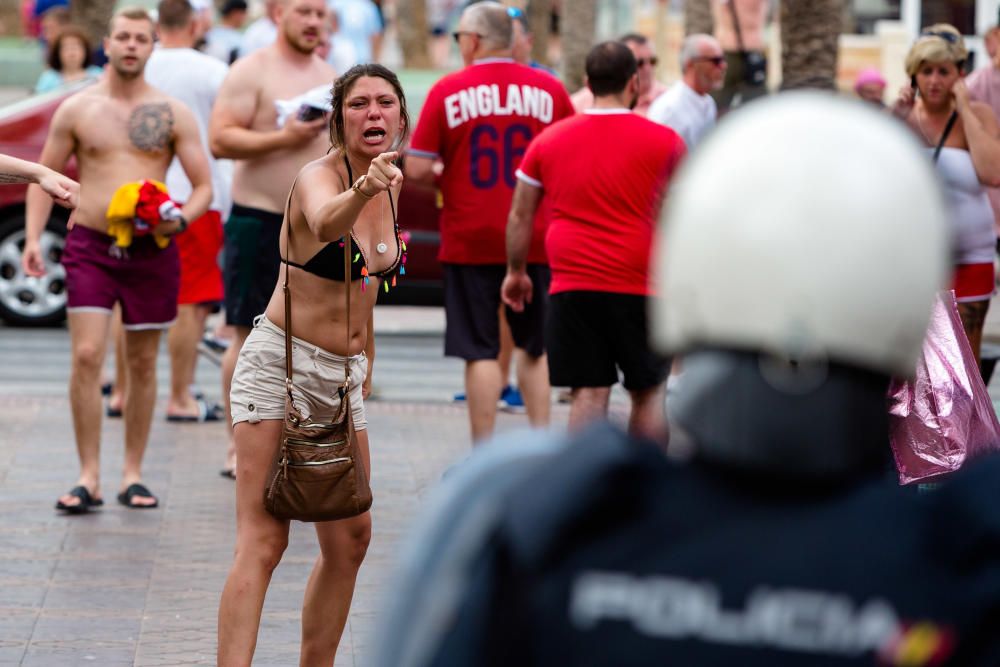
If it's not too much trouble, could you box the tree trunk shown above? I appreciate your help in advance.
[395,0,432,69]
[70,0,117,52]
[780,0,845,90]
[685,0,714,36]
[560,0,596,92]
[529,0,552,67]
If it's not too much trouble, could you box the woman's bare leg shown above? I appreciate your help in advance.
[217,420,290,666]
[300,429,372,665]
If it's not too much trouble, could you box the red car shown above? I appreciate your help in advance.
[0,81,442,326]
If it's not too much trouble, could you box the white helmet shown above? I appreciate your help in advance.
[651,92,948,377]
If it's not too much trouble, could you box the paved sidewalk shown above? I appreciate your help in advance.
[0,386,564,666]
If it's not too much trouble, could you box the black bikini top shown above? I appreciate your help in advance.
[284,156,402,283]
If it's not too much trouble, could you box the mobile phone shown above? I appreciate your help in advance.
[298,104,326,122]
[911,75,918,97]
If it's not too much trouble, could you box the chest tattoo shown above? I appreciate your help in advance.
[128,103,174,152]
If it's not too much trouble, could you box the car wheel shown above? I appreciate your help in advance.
[0,213,68,326]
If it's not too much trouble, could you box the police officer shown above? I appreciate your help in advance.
[375,93,1000,666]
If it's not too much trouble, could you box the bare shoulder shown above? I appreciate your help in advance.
[226,46,271,84]
[58,81,110,113]
[298,152,347,191]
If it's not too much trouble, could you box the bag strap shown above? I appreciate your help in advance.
[282,179,297,402]
[282,168,353,402]
[932,110,959,163]
[727,0,746,52]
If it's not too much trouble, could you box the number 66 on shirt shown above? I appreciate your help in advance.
[407,59,574,266]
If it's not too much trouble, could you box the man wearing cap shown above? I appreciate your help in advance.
[648,33,726,150]
[205,0,248,64]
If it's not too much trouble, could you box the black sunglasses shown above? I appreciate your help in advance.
[636,56,659,67]
[920,29,959,44]
[692,55,725,66]
[452,30,482,43]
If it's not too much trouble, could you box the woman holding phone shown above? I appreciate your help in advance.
[893,24,1000,366]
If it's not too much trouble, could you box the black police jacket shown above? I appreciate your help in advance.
[377,422,1000,667]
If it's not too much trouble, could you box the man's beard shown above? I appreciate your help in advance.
[112,62,143,79]
[284,27,317,55]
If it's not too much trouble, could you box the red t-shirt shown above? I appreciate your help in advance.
[408,59,574,265]
[516,110,686,295]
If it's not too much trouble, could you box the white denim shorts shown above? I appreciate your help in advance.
[230,315,368,430]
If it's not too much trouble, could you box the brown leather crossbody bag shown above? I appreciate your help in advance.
[263,180,373,522]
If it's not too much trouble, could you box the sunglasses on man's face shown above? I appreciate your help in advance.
[452,30,482,43]
[693,55,726,66]
[635,57,659,67]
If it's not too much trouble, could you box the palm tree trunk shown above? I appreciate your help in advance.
[561,0,596,92]
[528,0,552,67]
[780,0,846,90]
[685,0,714,36]
[395,0,432,69]
[70,0,118,53]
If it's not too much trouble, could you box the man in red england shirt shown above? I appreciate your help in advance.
[405,0,574,443]
[502,41,686,443]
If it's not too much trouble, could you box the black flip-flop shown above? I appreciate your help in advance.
[219,468,236,480]
[166,398,223,423]
[117,483,159,509]
[106,405,122,418]
[55,485,104,514]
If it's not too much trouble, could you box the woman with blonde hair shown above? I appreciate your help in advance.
[893,24,1000,365]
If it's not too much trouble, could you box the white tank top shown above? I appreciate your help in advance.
[933,147,995,264]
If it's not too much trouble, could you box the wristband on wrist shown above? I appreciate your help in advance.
[352,175,375,200]
[175,215,189,233]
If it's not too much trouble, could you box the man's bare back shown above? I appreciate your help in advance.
[49,83,206,231]
[211,42,335,212]
[713,0,769,52]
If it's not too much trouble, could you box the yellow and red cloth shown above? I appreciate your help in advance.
[106,180,178,249]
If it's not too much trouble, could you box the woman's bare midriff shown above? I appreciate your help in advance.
[263,263,376,357]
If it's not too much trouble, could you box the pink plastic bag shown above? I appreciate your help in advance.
[888,290,1000,484]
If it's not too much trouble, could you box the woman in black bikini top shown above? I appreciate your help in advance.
[282,156,403,284]
[219,63,410,666]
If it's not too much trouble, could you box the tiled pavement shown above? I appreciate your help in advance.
[0,329,570,666]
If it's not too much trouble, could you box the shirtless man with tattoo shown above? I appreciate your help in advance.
[209,0,335,478]
[22,7,212,513]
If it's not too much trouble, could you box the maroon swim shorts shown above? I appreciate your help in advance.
[61,224,180,329]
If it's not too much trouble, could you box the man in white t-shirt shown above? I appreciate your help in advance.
[238,0,278,57]
[648,34,726,150]
[146,0,231,422]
